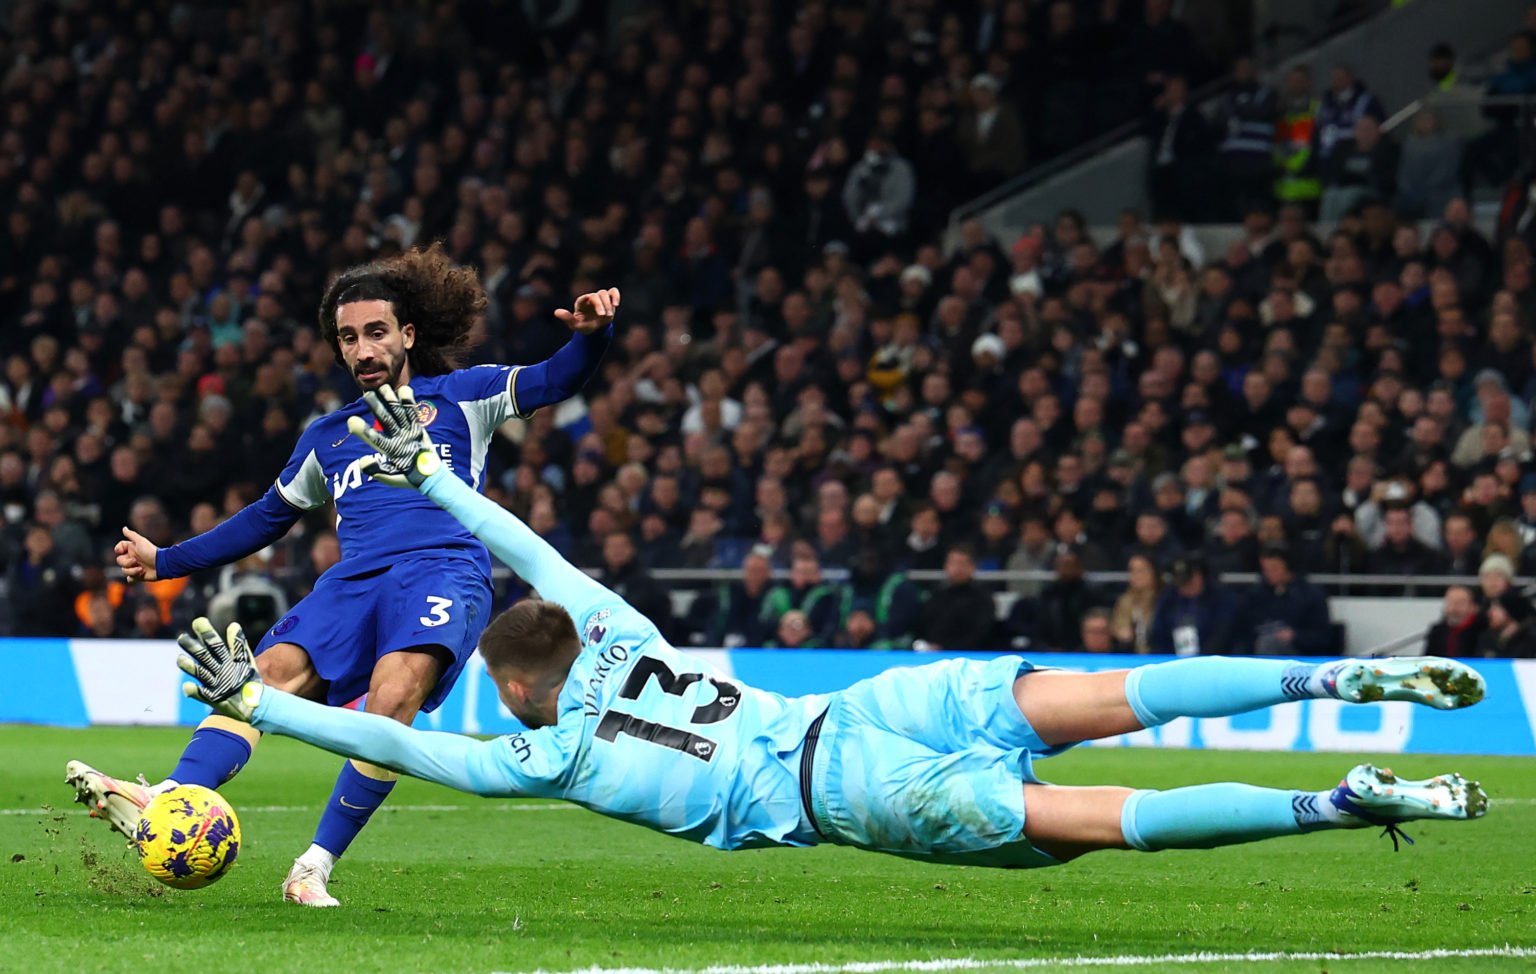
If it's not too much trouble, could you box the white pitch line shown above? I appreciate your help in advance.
[0,802,578,817]
[498,947,1536,974]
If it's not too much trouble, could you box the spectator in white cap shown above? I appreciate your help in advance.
[1478,553,1516,605]
[959,73,1026,192]
[900,263,931,290]
[971,333,1006,372]
[896,263,935,320]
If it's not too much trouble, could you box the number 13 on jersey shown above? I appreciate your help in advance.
[596,657,741,761]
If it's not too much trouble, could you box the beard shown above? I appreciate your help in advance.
[353,351,406,390]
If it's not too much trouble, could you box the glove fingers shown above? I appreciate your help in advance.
[371,390,404,436]
[356,425,390,454]
[226,622,251,662]
[177,631,219,666]
[190,616,220,645]
[181,683,220,708]
[176,652,216,685]
[362,391,401,436]
[377,385,408,433]
[347,414,384,450]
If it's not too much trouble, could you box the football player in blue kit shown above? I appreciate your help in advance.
[173,385,1491,877]
[68,245,618,906]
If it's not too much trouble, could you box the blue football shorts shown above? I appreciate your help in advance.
[257,554,491,712]
[806,654,1067,868]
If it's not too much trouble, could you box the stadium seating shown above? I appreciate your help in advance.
[1,0,1535,660]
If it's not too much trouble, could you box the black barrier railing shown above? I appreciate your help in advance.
[524,566,1517,601]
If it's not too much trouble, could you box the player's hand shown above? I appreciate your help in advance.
[115,527,160,583]
[178,618,263,722]
[554,287,620,335]
[346,383,439,488]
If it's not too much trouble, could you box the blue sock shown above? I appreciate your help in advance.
[168,727,255,788]
[1124,656,1323,727]
[312,762,397,858]
[1121,784,1336,851]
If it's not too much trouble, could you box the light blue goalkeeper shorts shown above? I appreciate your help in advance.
[805,654,1065,869]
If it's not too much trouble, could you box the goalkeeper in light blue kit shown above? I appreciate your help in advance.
[176,385,1491,871]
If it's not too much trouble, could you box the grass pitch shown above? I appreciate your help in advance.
[1,726,1532,974]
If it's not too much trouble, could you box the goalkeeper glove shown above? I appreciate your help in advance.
[177,617,264,722]
[346,384,441,488]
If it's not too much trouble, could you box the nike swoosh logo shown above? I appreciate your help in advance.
[338,796,369,810]
[332,436,349,448]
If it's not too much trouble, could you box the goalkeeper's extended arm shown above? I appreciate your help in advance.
[252,691,521,797]
[176,616,523,797]
[419,469,611,612]
[348,386,613,615]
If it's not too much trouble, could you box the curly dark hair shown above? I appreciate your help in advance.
[318,243,487,377]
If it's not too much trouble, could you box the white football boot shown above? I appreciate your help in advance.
[1321,657,1485,710]
[283,858,340,907]
[1328,763,1489,850]
[65,760,156,838]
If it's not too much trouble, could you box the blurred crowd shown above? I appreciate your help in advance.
[1149,14,1536,224]
[0,0,1534,660]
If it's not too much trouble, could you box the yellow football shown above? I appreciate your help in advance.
[133,784,241,889]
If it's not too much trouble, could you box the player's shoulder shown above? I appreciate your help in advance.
[431,364,514,394]
[580,598,665,642]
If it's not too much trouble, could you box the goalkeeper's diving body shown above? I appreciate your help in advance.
[68,246,617,906]
[177,385,1491,871]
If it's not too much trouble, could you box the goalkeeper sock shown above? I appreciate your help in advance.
[1123,657,1328,727]
[167,723,257,789]
[312,760,397,858]
[1121,784,1340,851]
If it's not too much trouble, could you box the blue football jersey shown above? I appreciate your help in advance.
[273,366,532,579]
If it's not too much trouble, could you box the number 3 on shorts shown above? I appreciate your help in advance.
[420,596,454,628]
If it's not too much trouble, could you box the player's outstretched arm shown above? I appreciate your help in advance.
[177,617,523,797]
[127,424,335,581]
[117,488,302,582]
[508,288,618,416]
[347,385,613,619]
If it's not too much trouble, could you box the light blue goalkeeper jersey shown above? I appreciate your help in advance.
[250,469,830,852]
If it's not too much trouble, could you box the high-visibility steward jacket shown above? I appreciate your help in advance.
[1274,98,1321,203]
